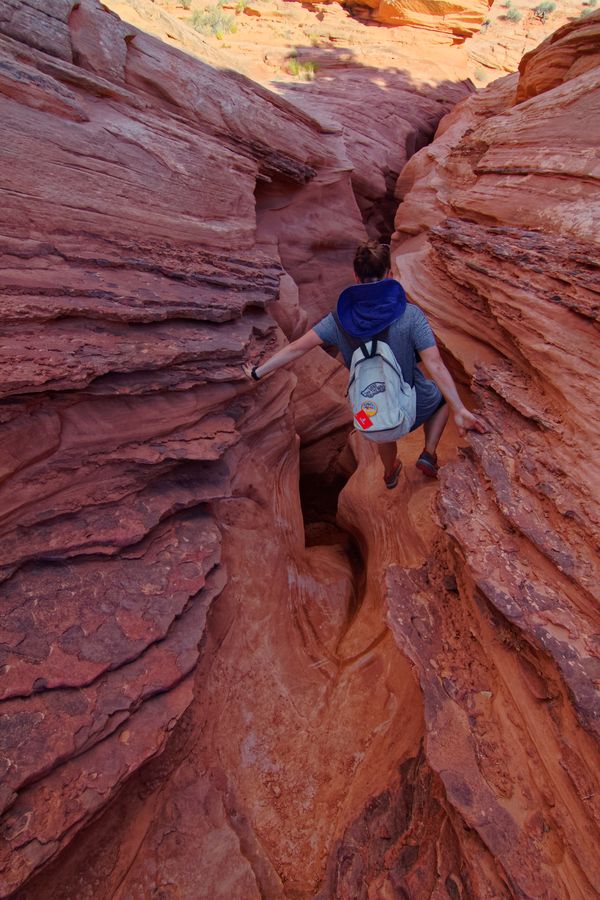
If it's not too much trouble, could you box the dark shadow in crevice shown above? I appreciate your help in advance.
[298,435,366,612]
[299,465,366,624]
[299,468,348,533]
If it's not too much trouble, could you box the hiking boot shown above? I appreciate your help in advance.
[384,460,402,489]
[416,450,438,478]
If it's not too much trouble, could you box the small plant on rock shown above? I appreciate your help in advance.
[287,55,317,80]
[474,67,486,81]
[533,0,556,20]
[506,7,523,20]
[191,5,237,35]
[180,0,192,8]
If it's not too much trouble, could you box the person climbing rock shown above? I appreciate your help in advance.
[243,241,487,487]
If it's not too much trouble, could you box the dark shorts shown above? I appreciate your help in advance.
[410,386,445,431]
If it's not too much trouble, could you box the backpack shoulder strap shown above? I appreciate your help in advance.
[333,311,366,358]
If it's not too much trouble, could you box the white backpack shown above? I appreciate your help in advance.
[347,335,416,443]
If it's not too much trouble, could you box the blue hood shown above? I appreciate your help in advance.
[336,278,407,338]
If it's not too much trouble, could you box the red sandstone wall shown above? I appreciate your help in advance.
[1,2,599,898]
[0,2,357,893]
[390,13,600,896]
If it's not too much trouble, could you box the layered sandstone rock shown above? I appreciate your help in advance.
[103,0,475,237]
[0,3,498,897]
[0,5,472,890]
[341,0,492,35]
[0,2,362,894]
[465,0,591,84]
[390,16,600,897]
[3,2,599,899]
[517,8,600,101]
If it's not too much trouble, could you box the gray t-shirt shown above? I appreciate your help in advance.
[313,303,443,428]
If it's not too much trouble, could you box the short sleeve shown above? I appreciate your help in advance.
[411,307,436,352]
[312,312,339,347]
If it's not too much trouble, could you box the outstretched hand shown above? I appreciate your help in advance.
[454,408,488,437]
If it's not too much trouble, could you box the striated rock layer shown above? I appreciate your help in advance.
[464,0,593,85]
[0,1,359,893]
[516,9,600,102]
[391,15,600,898]
[315,0,492,36]
[0,4,478,894]
[0,1,486,897]
[103,0,475,239]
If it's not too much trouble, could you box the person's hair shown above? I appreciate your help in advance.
[353,241,390,283]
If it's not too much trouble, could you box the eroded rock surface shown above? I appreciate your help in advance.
[390,16,600,897]
[2,2,599,899]
[517,9,600,101]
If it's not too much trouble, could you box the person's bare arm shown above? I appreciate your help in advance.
[243,329,324,381]
[419,345,487,436]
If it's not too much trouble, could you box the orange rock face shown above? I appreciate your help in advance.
[465,0,594,85]
[341,0,492,36]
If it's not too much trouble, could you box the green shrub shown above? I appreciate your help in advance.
[474,67,486,81]
[180,0,192,8]
[506,7,523,20]
[235,0,249,11]
[579,6,596,13]
[502,0,512,8]
[533,0,556,18]
[287,56,317,80]
[190,5,237,35]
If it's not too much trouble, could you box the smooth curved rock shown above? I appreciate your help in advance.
[465,0,595,84]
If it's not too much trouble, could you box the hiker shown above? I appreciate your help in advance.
[243,241,487,487]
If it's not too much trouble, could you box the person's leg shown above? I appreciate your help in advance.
[416,401,449,477]
[377,441,399,480]
[423,401,449,456]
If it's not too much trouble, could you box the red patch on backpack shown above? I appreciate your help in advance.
[355,410,373,429]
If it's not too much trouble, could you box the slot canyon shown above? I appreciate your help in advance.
[0,0,598,897]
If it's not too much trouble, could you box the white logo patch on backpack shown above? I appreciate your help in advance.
[348,338,416,442]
